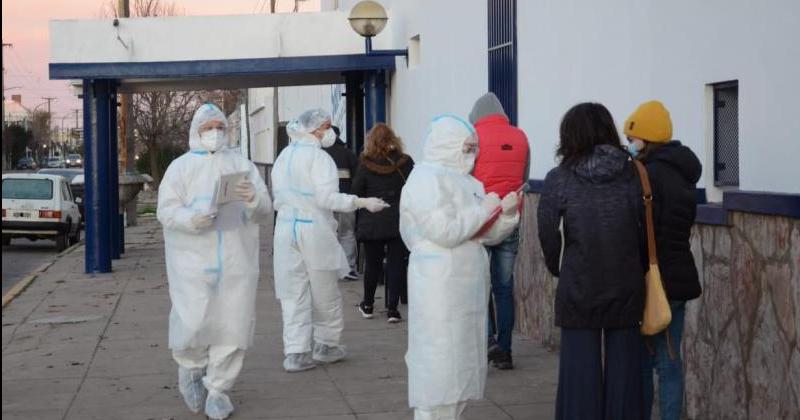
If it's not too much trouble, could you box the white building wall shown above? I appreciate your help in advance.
[386,0,487,159]
[516,0,800,195]
[247,83,345,164]
[247,87,275,164]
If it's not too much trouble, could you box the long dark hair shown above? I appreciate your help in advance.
[557,102,622,166]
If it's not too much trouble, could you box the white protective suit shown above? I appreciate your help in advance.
[271,109,368,356]
[157,104,271,415]
[400,114,519,417]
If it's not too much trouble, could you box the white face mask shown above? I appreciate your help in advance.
[199,129,227,152]
[319,128,337,148]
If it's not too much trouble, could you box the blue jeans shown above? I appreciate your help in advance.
[642,301,686,420]
[486,229,519,353]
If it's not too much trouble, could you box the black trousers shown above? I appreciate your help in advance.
[556,327,643,420]
[362,237,407,310]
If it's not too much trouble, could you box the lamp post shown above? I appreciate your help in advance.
[348,1,407,57]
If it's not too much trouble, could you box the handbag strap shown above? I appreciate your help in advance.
[633,160,658,265]
[386,156,407,184]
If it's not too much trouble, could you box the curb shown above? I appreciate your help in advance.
[1,241,83,308]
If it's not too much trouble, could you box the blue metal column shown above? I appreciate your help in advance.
[108,83,122,259]
[364,70,386,132]
[83,79,112,273]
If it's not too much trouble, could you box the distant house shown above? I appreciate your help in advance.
[3,94,31,129]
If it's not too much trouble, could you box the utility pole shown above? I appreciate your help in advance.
[42,96,57,158]
[118,0,139,225]
[2,42,12,170]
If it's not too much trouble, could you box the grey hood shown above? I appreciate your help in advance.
[468,92,507,124]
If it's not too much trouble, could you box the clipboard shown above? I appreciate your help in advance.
[471,184,525,239]
[210,171,250,208]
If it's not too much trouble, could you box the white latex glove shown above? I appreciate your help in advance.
[235,179,256,203]
[190,213,215,230]
[501,192,520,216]
[355,197,390,213]
[481,192,502,215]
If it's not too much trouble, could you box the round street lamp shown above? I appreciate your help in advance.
[348,1,388,38]
[348,1,406,57]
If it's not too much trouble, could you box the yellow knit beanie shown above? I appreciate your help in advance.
[624,100,673,143]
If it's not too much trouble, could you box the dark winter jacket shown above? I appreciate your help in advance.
[351,151,414,241]
[538,145,647,329]
[323,140,358,194]
[641,141,702,301]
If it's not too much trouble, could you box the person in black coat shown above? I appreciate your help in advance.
[351,123,414,323]
[323,126,360,280]
[538,103,646,420]
[625,100,702,420]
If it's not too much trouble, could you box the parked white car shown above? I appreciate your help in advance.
[2,173,82,251]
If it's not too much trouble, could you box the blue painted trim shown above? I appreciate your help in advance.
[724,190,800,219]
[50,54,396,80]
[525,179,799,223]
[526,179,545,193]
[696,204,729,226]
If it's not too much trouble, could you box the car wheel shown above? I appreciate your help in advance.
[2,235,10,246]
[69,226,82,246]
[56,223,70,252]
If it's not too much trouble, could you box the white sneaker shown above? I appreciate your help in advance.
[313,343,346,364]
[283,352,316,372]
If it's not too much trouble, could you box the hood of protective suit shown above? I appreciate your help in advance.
[189,103,229,151]
[287,108,331,144]
[422,114,477,174]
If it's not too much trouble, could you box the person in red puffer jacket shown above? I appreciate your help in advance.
[469,92,530,370]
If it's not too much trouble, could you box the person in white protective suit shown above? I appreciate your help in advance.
[157,103,272,420]
[399,114,521,420]
[271,109,389,372]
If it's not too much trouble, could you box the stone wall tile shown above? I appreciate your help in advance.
[767,262,797,345]
[788,348,800,419]
[730,229,763,344]
[747,297,791,419]
[683,313,715,419]
[710,322,748,419]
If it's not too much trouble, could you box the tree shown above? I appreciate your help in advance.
[30,110,52,161]
[133,90,197,184]
[2,123,34,166]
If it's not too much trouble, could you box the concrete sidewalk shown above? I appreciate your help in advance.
[1,217,557,420]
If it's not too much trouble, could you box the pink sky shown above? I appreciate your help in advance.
[2,0,320,128]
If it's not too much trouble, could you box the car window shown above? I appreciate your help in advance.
[62,182,73,202]
[2,179,54,200]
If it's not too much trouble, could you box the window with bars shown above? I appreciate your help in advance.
[713,81,739,187]
[488,0,517,124]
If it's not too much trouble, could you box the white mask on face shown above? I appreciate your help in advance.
[320,128,336,148]
[199,129,227,152]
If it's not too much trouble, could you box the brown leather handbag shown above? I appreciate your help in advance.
[633,160,672,336]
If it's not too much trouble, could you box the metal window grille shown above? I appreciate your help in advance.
[713,81,739,187]
[488,0,517,125]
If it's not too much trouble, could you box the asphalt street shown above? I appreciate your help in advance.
[1,238,61,295]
